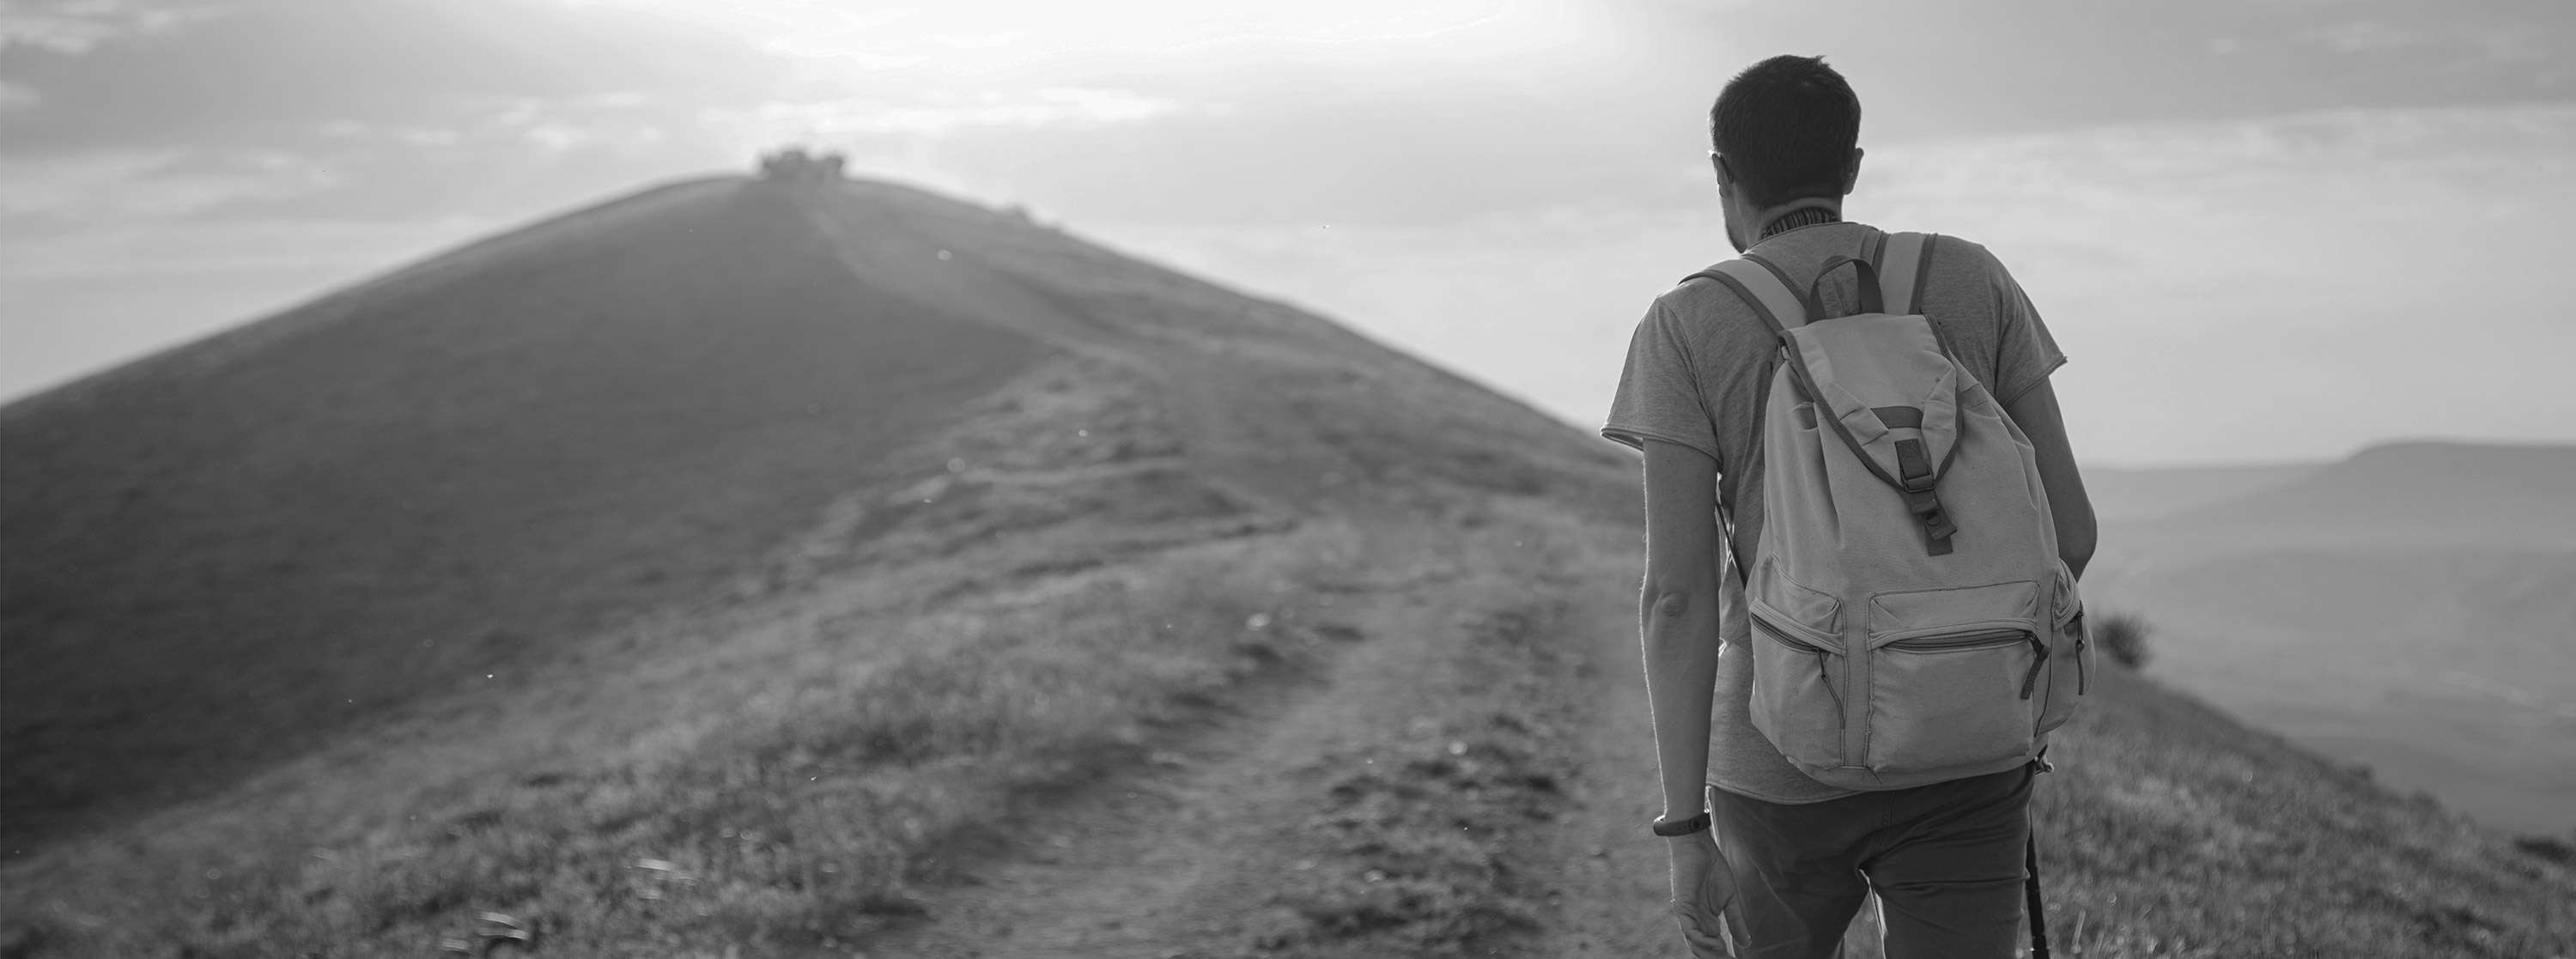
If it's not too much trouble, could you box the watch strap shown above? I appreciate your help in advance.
[1651,810,1712,837]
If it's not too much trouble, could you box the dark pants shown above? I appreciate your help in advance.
[1708,764,2035,959]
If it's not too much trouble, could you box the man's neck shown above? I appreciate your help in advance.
[1754,199,1844,240]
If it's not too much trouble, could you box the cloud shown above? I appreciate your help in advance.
[2300,20,2421,54]
[0,0,784,153]
[0,0,228,54]
[560,0,1525,73]
[2296,17,2552,61]
[0,215,483,282]
[1864,104,2576,300]
[0,148,339,228]
[1854,106,2576,460]
[305,92,678,158]
[319,120,465,149]
[711,88,1185,140]
[872,66,1698,228]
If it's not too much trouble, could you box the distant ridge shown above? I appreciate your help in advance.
[2161,439,2576,545]
[2081,458,2321,523]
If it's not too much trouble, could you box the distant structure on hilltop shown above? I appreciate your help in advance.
[756,147,846,184]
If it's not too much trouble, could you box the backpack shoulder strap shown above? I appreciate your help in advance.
[1679,258,1808,341]
[1877,231,1974,365]
[1675,258,1808,587]
[1872,232,1940,315]
[1686,231,1940,327]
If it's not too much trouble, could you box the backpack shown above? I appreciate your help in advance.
[1684,232,2090,791]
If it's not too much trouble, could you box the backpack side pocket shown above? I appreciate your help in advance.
[2036,560,2089,735]
[1747,561,1850,768]
[1750,609,1849,768]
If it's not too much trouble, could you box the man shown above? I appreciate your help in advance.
[1600,55,2097,958]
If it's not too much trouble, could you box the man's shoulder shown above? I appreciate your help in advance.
[1923,232,2014,284]
[1649,268,1753,321]
[1639,269,1783,369]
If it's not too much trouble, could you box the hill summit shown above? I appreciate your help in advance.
[0,173,1624,854]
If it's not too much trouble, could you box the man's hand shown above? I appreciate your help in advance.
[1667,829,1742,957]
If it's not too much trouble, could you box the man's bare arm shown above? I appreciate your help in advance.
[2003,379,2097,579]
[1639,440,1724,820]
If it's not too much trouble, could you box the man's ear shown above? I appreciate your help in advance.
[1840,147,1865,196]
[1712,154,1737,198]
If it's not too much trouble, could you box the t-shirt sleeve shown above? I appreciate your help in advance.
[1989,260,2069,407]
[1601,298,1722,465]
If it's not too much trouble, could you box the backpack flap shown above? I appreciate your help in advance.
[1702,252,1966,555]
[1783,319,1965,554]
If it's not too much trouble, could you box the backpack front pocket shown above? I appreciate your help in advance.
[1862,579,2043,774]
[1862,627,2042,773]
[1748,608,1849,768]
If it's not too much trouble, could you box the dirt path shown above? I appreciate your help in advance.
[856,551,1480,958]
[848,515,1710,959]
[1515,543,1683,959]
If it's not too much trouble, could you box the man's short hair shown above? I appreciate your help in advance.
[1709,55,1862,209]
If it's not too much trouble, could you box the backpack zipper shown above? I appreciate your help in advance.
[1884,628,2049,700]
[2070,610,2089,695]
[1754,617,1845,724]
[1883,628,2027,652]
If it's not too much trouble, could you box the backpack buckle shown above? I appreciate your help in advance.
[1900,487,1958,555]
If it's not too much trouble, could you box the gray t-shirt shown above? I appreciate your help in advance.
[1601,221,2067,804]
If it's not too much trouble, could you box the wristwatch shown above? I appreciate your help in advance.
[1650,810,1711,837]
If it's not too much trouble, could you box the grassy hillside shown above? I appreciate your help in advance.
[0,179,1059,854]
[2,172,2569,957]
[2028,652,2575,956]
[0,398,1345,954]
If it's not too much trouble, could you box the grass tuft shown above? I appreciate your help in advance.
[2512,834,2575,868]
[2093,610,2154,671]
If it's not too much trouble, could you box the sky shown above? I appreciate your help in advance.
[3,0,2573,465]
